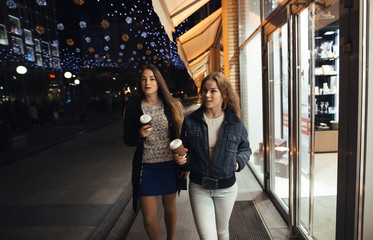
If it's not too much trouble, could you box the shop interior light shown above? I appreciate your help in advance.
[74,79,80,85]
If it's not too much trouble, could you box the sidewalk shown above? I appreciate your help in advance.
[0,110,121,167]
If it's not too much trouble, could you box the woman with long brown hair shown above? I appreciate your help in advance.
[123,64,185,240]
[176,72,251,239]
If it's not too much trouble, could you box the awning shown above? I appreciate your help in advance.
[177,8,222,65]
[188,51,210,79]
[152,0,209,41]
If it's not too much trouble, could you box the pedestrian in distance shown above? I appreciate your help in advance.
[175,72,252,240]
[123,64,186,240]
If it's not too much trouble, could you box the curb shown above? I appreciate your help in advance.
[89,183,138,240]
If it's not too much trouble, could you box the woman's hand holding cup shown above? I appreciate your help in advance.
[139,114,152,138]
[170,139,187,165]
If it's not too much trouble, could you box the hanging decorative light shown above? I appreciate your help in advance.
[125,17,133,24]
[120,44,125,50]
[85,37,91,43]
[153,55,158,60]
[35,26,45,34]
[104,46,109,51]
[36,0,47,6]
[105,53,110,58]
[146,50,151,55]
[118,58,123,63]
[76,48,81,53]
[150,42,155,47]
[57,23,64,30]
[132,51,137,55]
[104,35,111,41]
[94,53,99,58]
[73,0,85,5]
[79,21,87,28]
[88,47,95,53]
[141,32,147,38]
[6,0,17,9]
[101,19,110,29]
[66,39,74,46]
[121,34,129,41]
[137,43,143,50]
[118,52,123,56]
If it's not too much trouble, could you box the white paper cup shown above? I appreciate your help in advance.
[140,114,152,126]
[170,139,186,156]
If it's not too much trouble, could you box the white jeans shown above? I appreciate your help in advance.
[189,181,238,240]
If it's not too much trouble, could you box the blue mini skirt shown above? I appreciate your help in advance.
[140,160,177,196]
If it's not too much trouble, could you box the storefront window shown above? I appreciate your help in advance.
[43,56,51,68]
[239,0,261,46]
[26,46,35,62]
[52,58,61,69]
[11,36,24,55]
[35,54,43,67]
[51,44,59,57]
[262,0,284,20]
[24,29,33,45]
[0,24,8,45]
[240,31,264,184]
[41,41,50,56]
[9,15,22,35]
[34,39,41,52]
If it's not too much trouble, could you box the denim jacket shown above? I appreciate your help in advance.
[181,106,251,187]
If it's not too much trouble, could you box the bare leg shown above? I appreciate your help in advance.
[140,196,159,240]
[162,193,177,240]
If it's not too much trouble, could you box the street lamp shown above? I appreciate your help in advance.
[74,79,80,85]
[16,65,28,104]
[64,71,72,79]
[16,65,27,74]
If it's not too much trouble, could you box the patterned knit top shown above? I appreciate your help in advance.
[141,101,173,163]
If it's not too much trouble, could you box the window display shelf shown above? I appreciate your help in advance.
[314,28,339,130]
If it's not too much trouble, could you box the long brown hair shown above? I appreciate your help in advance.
[137,64,183,136]
[200,72,241,117]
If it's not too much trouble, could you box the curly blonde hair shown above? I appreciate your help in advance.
[199,72,241,117]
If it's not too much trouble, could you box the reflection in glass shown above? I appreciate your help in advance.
[0,24,8,45]
[262,0,283,19]
[297,2,339,239]
[268,23,289,209]
[238,0,260,46]
[240,31,264,184]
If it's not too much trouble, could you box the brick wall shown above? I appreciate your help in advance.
[222,0,240,96]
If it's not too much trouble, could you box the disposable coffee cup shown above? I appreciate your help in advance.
[140,114,152,126]
[170,139,186,157]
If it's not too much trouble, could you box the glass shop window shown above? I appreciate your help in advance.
[0,24,8,45]
[9,15,22,35]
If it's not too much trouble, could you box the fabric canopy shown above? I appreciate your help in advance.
[177,7,222,69]
[152,0,209,41]
[188,51,210,79]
